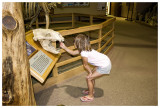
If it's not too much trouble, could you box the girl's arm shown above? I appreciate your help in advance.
[60,42,79,56]
[81,57,92,74]
[92,66,97,72]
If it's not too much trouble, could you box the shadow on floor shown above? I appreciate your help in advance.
[59,85,104,98]
[35,85,104,105]
[35,85,59,105]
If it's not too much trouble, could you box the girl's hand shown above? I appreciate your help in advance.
[60,42,66,49]
[86,73,92,79]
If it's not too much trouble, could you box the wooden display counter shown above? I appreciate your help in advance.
[25,31,61,83]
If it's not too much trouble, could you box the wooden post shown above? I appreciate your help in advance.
[98,28,102,51]
[88,31,91,38]
[36,18,39,28]
[112,22,115,45]
[2,2,36,106]
[72,13,75,28]
[90,15,93,25]
[52,65,58,77]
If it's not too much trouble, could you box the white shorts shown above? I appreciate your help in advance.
[96,64,111,74]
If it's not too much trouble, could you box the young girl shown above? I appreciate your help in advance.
[60,33,111,102]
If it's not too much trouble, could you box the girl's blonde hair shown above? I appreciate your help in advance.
[74,33,92,53]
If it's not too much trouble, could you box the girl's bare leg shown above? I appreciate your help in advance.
[85,67,97,92]
[86,79,95,90]
[87,71,103,98]
[91,67,97,91]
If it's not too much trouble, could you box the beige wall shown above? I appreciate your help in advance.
[121,3,137,20]
[54,3,106,15]
[121,3,128,17]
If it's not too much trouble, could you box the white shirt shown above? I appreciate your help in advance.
[81,49,111,68]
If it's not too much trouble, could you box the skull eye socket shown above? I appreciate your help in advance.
[56,41,60,49]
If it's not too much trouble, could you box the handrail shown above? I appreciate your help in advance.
[102,17,116,28]
[58,24,102,36]
[58,17,115,36]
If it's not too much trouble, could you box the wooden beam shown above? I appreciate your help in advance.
[112,22,115,45]
[2,2,36,105]
[58,24,101,36]
[29,20,72,26]
[50,13,72,18]
[72,13,75,28]
[90,15,93,25]
[104,43,114,54]
[98,36,115,52]
[93,15,108,19]
[75,13,90,17]
[52,26,73,30]
[76,21,90,25]
[52,65,58,77]
[25,30,33,35]
[102,17,116,28]
[101,28,114,40]
[36,18,39,28]
[52,20,72,24]
[90,39,99,44]
[98,29,102,49]
[56,56,81,67]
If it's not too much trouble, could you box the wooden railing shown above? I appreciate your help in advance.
[29,13,116,93]
[28,13,113,30]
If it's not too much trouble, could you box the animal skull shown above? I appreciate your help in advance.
[33,28,64,54]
